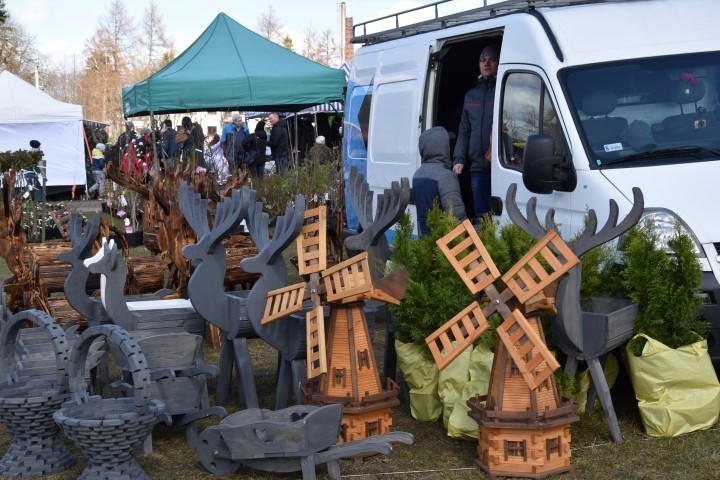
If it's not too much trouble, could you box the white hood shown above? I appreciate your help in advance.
[600,161,720,245]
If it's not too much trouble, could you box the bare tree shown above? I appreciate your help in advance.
[257,6,283,43]
[0,1,7,25]
[43,55,83,104]
[316,28,340,66]
[301,26,340,67]
[135,0,173,77]
[0,16,40,80]
[80,0,136,132]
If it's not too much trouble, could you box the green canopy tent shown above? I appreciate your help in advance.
[122,12,345,117]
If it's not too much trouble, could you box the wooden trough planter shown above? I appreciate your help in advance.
[0,310,75,477]
[53,325,169,480]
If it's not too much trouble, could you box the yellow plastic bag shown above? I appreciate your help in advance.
[626,334,720,437]
[395,340,442,421]
[438,347,471,428]
[573,353,619,414]
[446,345,494,440]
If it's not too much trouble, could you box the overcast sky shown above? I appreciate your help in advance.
[4,0,487,66]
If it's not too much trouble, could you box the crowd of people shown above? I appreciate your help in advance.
[102,111,336,188]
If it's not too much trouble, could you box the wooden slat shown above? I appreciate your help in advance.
[261,282,306,325]
[501,230,578,304]
[496,310,560,390]
[296,206,327,276]
[306,305,327,379]
[322,252,372,302]
[436,219,500,295]
[426,301,489,370]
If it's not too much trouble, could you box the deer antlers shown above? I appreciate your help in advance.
[345,167,411,253]
[243,194,306,271]
[180,182,251,254]
[505,183,644,255]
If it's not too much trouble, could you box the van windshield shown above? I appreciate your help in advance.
[561,52,720,169]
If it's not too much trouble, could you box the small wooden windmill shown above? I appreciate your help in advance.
[425,219,580,479]
[261,197,409,443]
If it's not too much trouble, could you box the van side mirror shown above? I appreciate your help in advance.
[522,134,576,194]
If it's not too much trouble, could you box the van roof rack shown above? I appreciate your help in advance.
[351,0,626,45]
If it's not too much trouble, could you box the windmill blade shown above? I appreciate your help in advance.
[425,302,490,370]
[496,309,560,390]
[436,220,501,295]
[261,282,307,325]
[306,305,327,379]
[321,252,373,303]
[296,206,327,276]
[501,230,578,304]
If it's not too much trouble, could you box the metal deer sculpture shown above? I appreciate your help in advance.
[241,194,307,410]
[180,182,260,408]
[505,182,644,443]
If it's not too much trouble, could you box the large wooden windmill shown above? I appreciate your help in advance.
[260,203,408,442]
[425,219,580,479]
[259,171,411,442]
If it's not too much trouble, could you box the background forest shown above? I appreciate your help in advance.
[0,0,342,136]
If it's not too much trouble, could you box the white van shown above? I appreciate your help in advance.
[342,0,720,363]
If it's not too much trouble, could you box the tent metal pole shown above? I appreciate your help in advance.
[295,112,299,166]
[150,110,160,175]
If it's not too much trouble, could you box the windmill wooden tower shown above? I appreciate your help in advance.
[261,204,409,443]
[261,174,410,443]
[425,219,580,479]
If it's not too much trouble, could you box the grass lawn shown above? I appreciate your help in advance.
[0,256,718,479]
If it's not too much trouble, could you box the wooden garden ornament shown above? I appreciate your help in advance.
[505,182,644,444]
[193,188,415,479]
[53,324,170,480]
[179,182,262,408]
[425,208,580,478]
[240,192,309,409]
[196,403,413,480]
[344,165,412,382]
[0,310,75,476]
[82,238,222,454]
[258,171,412,443]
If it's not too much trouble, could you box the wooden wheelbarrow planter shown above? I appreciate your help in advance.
[196,404,414,480]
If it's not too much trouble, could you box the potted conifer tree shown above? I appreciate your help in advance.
[622,223,720,437]
[387,207,529,438]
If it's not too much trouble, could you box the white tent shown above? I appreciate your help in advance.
[0,71,85,189]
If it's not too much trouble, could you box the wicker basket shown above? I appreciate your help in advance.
[0,309,75,477]
[53,325,168,480]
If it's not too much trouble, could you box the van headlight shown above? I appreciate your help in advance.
[637,208,704,257]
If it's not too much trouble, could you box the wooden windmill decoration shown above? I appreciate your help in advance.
[261,198,409,443]
[425,219,580,479]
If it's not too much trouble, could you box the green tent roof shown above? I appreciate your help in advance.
[122,12,345,117]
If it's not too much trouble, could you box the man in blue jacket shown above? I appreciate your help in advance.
[452,44,500,220]
[413,126,467,237]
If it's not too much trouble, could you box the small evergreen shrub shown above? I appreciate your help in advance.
[389,206,474,348]
[622,223,707,355]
